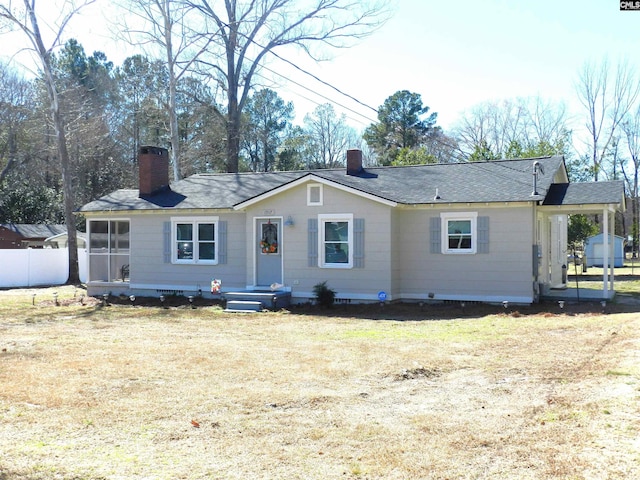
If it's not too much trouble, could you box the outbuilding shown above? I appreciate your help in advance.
[584,233,625,268]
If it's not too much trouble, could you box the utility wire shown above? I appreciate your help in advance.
[254,61,379,126]
[266,48,379,116]
[213,18,381,123]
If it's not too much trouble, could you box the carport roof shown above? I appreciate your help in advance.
[542,181,624,207]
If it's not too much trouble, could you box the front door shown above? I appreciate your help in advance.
[255,218,283,287]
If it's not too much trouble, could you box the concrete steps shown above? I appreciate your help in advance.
[224,290,291,312]
[225,300,264,313]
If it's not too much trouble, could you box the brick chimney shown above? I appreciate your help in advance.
[138,146,169,197]
[346,149,363,175]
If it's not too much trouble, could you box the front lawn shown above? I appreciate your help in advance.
[1,287,639,479]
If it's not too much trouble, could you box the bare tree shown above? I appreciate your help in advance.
[304,103,358,169]
[116,0,212,180]
[0,62,35,182]
[620,106,640,256]
[0,0,95,284]
[575,58,640,180]
[452,97,568,161]
[187,0,389,173]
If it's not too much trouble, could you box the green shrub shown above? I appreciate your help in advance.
[313,281,336,308]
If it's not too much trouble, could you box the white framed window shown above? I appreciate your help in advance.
[441,212,477,254]
[319,213,353,268]
[307,183,323,206]
[172,217,218,264]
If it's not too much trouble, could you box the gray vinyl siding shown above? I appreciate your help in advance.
[390,211,402,299]
[244,182,393,299]
[397,206,534,301]
[87,182,536,302]
[130,213,246,291]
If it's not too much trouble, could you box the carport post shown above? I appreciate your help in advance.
[603,208,609,298]
[610,207,615,293]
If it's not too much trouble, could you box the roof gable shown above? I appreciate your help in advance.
[233,174,398,209]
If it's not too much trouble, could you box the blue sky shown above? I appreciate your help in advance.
[2,0,639,133]
[278,0,640,130]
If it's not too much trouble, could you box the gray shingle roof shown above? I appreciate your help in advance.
[0,224,67,238]
[79,156,619,213]
[542,182,625,206]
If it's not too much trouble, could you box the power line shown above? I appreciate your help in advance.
[266,48,379,117]
[254,61,378,126]
[213,18,381,124]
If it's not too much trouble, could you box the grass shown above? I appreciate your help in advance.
[1,286,640,479]
[566,260,640,297]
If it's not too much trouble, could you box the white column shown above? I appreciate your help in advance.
[610,207,615,294]
[603,208,609,298]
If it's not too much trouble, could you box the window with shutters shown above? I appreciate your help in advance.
[441,212,477,254]
[318,214,353,268]
[172,217,218,264]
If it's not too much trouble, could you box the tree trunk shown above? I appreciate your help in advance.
[57,123,81,284]
[27,6,80,284]
[226,97,241,173]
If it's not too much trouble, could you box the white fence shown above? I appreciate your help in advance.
[0,249,88,288]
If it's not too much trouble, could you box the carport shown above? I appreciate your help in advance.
[539,182,625,301]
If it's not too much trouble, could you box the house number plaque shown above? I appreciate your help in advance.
[263,209,275,215]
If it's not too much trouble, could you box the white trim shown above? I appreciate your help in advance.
[440,211,478,254]
[318,213,353,268]
[538,203,621,214]
[233,174,397,209]
[81,208,236,217]
[287,291,534,304]
[86,218,131,283]
[171,216,219,265]
[127,282,215,293]
[396,292,534,304]
[252,216,284,287]
[290,291,384,302]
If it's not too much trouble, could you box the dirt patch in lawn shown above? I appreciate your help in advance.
[0,286,639,479]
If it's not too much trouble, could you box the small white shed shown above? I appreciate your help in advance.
[44,232,86,249]
[584,233,625,268]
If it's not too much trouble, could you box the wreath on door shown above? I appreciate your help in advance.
[260,222,278,254]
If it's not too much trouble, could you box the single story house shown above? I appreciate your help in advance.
[0,224,67,249]
[584,233,625,268]
[78,146,625,305]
